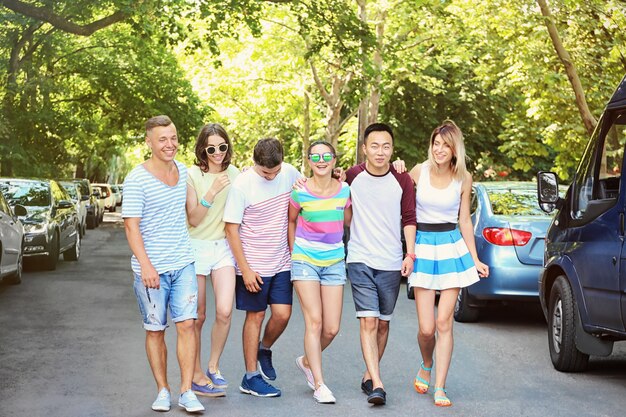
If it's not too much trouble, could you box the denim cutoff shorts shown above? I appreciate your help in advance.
[133,262,198,331]
[190,238,236,276]
[291,260,346,286]
[347,262,401,321]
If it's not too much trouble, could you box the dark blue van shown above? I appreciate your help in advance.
[537,75,626,372]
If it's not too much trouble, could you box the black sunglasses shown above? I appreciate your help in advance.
[205,143,229,155]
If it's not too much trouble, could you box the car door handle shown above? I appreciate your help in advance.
[613,256,618,265]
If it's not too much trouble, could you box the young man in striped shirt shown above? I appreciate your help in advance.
[122,115,204,413]
[224,138,302,397]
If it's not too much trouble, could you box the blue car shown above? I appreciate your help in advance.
[454,181,553,322]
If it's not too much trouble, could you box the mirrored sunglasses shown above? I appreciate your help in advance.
[309,152,334,163]
[205,143,229,155]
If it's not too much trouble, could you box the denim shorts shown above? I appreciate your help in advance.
[190,238,236,276]
[291,260,346,286]
[133,263,198,331]
[347,262,402,321]
[235,270,292,312]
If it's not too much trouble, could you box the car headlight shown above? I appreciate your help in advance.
[24,223,47,234]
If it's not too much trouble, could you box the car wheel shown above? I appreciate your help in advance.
[5,247,23,285]
[548,275,589,372]
[43,232,59,271]
[454,288,480,323]
[63,232,80,261]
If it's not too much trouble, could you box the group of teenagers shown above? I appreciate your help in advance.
[122,114,490,413]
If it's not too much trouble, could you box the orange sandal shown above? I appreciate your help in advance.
[413,361,432,394]
[433,387,451,407]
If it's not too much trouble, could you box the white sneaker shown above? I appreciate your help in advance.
[314,384,336,404]
[295,356,315,390]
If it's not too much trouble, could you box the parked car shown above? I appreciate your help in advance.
[0,178,81,270]
[71,178,101,229]
[0,191,26,284]
[59,181,88,237]
[92,183,116,212]
[92,187,106,222]
[454,181,554,322]
[110,184,122,206]
[537,74,626,372]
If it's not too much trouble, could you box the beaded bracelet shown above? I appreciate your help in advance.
[200,198,213,208]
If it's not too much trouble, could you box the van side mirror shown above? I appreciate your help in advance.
[537,171,562,213]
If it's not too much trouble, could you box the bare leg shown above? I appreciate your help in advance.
[207,266,235,373]
[175,319,197,393]
[146,330,169,392]
[362,319,390,382]
[260,304,292,348]
[360,317,383,389]
[294,281,323,386]
[433,288,459,389]
[243,311,265,372]
[192,274,210,384]
[415,288,437,383]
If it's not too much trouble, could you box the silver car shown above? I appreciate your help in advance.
[0,191,26,284]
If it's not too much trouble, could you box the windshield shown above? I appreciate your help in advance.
[60,183,78,200]
[488,188,545,216]
[0,181,51,207]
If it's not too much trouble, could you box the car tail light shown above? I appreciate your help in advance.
[482,227,532,246]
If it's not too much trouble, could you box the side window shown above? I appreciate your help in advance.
[470,187,478,215]
[572,111,625,219]
[0,193,9,215]
[50,182,65,205]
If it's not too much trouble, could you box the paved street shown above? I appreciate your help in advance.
[1,213,625,417]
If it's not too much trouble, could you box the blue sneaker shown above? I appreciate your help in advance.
[151,388,171,411]
[257,348,276,380]
[178,390,205,413]
[239,374,281,397]
[192,381,226,397]
[206,369,228,388]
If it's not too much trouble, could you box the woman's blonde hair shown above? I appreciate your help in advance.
[427,119,468,182]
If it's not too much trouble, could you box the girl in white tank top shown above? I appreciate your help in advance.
[407,121,489,408]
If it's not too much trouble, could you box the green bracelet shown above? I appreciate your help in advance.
[200,198,212,208]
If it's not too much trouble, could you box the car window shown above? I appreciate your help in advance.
[572,110,624,219]
[0,192,10,215]
[488,188,546,216]
[470,188,478,214]
[50,181,66,204]
[61,182,78,200]
[0,181,50,207]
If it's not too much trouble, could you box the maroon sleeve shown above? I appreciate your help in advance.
[390,166,417,228]
[345,163,366,186]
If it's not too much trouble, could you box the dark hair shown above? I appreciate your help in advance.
[145,115,173,134]
[307,140,336,156]
[364,122,394,144]
[253,138,283,168]
[194,123,233,172]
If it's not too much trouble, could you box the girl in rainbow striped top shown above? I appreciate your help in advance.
[288,140,352,404]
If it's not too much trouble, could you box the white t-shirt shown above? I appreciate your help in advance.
[346,163,416,270]
[223,163,302,276]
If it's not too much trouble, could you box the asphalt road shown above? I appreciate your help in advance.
[1,212,625,417]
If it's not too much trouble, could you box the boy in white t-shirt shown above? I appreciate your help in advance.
[224,138,302,397]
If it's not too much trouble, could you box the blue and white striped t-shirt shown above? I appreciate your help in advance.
[122,160,194,275]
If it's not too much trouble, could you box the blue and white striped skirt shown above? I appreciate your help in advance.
[408,228,479,290]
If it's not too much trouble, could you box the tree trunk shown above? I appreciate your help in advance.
[537,0,597,135]
[302,86,311,176]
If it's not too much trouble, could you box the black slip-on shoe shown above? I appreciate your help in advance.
[367,387,386,405]
[360,379,373,395]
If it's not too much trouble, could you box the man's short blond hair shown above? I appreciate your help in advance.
[145,115,173,134]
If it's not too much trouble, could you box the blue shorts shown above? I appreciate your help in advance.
[291,260,346,286]
[133,263,198,331]
[347,262,401,321]
[235,270,293,312]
